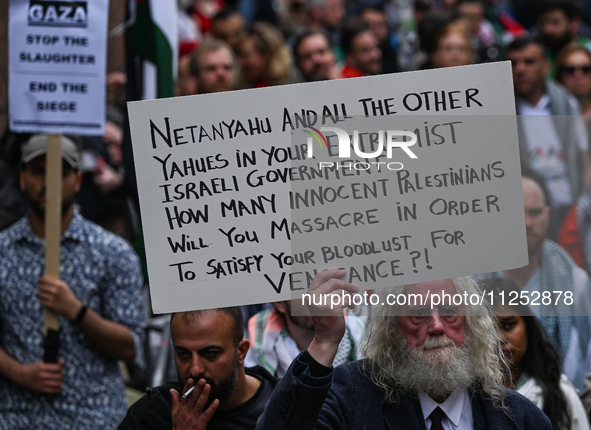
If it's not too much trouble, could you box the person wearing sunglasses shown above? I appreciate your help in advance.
[537,0,591,78]
[556,42,591,124]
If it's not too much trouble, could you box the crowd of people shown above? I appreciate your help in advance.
[5,0,591,428]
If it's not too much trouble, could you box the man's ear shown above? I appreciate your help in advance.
[237,339,250,363]
[74,172,82,193]
[543,205,551,226]
[19,170,25,192]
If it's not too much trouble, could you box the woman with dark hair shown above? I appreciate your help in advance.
[486,278,590,430]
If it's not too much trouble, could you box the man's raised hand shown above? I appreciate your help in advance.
[306,269,358,367]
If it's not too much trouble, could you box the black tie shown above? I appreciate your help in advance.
[429,407,446,430]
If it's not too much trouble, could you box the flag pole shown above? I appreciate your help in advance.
[43,134,62,363]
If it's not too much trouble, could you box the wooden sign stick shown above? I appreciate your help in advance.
[43,134,62,363]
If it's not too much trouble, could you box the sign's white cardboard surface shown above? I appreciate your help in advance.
[8,0,109,135]
[127,62,527,313]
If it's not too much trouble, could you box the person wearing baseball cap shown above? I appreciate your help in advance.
[0,133,146,430]
[20,134,81,171]
[18,134,81,232]
[18,134,81,236]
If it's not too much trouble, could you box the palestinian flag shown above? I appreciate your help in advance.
[132,0,178,99]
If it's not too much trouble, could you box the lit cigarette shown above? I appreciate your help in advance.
[182,385,195,399]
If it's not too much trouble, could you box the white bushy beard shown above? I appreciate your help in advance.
[392,334,476,402]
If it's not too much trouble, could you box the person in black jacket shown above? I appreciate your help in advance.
[256,272,552,430]
[119,307,277,430]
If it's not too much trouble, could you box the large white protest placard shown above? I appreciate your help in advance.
[128,62,527,313]
[8,0,109,135]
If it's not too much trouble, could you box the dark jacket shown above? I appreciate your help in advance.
[118,366,277,430]
[256,353,552,430]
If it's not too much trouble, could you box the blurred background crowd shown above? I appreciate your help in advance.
[4,0,591,245]
[4,0,591,424]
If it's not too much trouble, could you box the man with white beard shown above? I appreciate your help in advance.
[256,272,550,429]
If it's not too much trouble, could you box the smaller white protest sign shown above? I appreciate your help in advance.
[128,62,527,314]
[8,0,109,135]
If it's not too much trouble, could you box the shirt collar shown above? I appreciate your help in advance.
[517,93,550,111]
[11,216,39,244]
[62,209,85,242]
[418,389,467,428]
[14,208,84,243]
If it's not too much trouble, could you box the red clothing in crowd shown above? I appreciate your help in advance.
[340,65,365,79]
